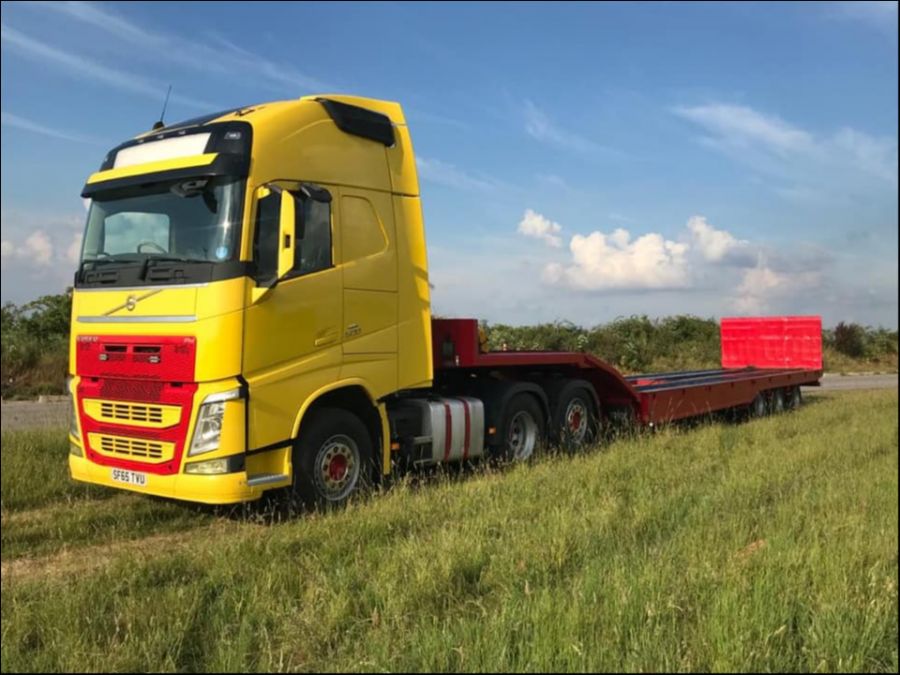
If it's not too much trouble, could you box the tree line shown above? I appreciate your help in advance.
[1,291,896,399]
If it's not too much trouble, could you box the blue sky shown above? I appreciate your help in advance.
[1,1,897,327]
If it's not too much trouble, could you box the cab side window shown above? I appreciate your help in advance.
[290,194,332,277]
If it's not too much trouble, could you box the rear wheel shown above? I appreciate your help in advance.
[291,408,374,509]
[786,386,802,411]
[551,383,598,452]
[498,394,545,462]
[769,388,786,414]
[749,393,767,419]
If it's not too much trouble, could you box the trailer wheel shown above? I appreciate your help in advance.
[498,394,545,462]
[769,388,786,414]
[786,386,802,411]
[291,407,374,509]
[552,385,598,452]
[749,393,767,419]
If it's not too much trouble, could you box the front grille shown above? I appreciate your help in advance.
[100,379,165,401]
[88,433,175,462]
[100,401,163,424]
[83,399,181,428]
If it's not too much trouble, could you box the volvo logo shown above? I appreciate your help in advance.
[125,295,138,312]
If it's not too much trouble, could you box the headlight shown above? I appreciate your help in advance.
[67,376,80,440]
[188,388,241,456]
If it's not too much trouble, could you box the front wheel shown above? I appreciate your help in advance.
[291,408,374,509]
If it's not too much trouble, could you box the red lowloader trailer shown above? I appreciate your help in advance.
[405,316,822,464]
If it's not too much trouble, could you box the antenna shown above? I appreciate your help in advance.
[152,85,172,131]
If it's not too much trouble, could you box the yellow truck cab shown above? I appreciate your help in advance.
[68,94,822,507]
[70,95,434,505]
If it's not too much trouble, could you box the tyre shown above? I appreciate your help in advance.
[749,393,767,419]
[291,407,374,509]
[769,388,786,414]
[498,393,545,462]
[786,386,802,411]
[550,382,598,452]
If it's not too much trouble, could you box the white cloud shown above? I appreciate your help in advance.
[733,261,822,314]
[673,101,898,187]
[540,215,762,291]
[673,104,813,155]
[1,111,102,144]
[66,233,84,264]
[2,231,55,266]
[524,100,599,154]
[0,24,215,109]
[415,156,505,192]
[517,209,563,248]
[544,228,690,291]
[830,127,898,183]
[686,215,751,263]
[829,1,899,31]
[26,2,334,94]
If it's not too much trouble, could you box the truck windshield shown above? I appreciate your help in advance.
[81,177,244,266]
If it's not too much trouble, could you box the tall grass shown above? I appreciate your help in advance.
[1,390,897,672]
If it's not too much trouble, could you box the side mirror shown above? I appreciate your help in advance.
[277,189,295,280]
[250,184,296,303]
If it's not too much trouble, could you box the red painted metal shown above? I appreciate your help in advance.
[432,318,481,370]
[77,378,197,476]
[431,316,823,428]
[76,335,197,381]
[75,335,199,476]
[431,318,638,406]
[721,316,822,370]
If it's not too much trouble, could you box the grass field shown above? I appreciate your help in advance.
[1,390,897,672]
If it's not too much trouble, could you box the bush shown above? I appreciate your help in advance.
[0,290,896,397]
[1,290,72,398]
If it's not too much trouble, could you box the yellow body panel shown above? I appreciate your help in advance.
[70,94,434,503]
[69,452,263,505]
[86,153,217,184]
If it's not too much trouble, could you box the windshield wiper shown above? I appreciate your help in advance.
[140,255,212,280]
[78,255,142,276]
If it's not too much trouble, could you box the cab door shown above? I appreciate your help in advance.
[338,187,398,396]
[242,183,342,450]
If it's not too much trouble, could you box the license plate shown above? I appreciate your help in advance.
[111,468,148,487]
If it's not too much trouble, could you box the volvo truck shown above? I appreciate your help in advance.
[67,95,823,506]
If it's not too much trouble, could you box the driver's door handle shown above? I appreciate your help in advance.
[314,329,338,347]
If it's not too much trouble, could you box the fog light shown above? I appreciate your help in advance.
[69,442,83,457]
[184,454,244,475]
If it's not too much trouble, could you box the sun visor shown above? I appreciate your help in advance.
[113,133,212,169]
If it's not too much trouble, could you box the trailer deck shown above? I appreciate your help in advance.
[431,316,823,426]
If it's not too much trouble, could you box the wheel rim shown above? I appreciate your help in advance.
[508,410,538,461]
[563,398,589,445]
[313,434,360,501]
